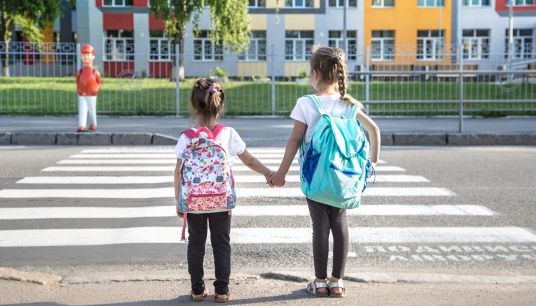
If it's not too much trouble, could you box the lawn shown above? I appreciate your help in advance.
[1,77,535,116]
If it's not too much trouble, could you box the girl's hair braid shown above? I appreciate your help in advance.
[310,46,364,111]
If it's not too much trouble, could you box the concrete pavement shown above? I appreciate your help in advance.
[1,116,536,146]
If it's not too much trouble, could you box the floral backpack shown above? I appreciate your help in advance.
[177,124,236,240]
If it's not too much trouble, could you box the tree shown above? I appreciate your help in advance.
[0,0,61,77]
[150,0,251,80]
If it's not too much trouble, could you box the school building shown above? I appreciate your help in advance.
[7,0,536,77]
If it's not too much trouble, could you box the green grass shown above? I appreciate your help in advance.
[1,77,535,116]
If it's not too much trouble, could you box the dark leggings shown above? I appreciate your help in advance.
[187,212,232,295]
[307,198,349,280]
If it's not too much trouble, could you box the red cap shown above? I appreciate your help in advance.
[81,44,95,55]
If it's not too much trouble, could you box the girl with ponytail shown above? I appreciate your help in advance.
[173,78,273,302]
[271,46,381,298]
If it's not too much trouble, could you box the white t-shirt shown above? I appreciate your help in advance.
[290,94,354,146]
[173,126,246,166]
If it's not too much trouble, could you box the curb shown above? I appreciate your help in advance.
[0,267,62,286]
[1,132,536,146]
[262,271,536,285]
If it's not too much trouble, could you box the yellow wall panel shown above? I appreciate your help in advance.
[285,15,315,30]
[250,15,267,30]
[237,62,268,77]
[285,62,309,77]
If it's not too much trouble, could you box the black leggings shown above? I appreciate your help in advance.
[307,198,349,279]
[187,211,232,295]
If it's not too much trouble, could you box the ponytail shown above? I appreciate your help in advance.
[190,78,225,127]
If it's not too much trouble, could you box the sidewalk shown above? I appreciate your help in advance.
[2,277,536,305]
[1,116,536,146]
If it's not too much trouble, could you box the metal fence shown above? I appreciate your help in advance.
[1,42,535,130]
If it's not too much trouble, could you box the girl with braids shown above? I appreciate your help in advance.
[271,46,381,298]
[174,78,273,302]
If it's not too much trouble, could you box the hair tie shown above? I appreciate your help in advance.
[332,56,341,65]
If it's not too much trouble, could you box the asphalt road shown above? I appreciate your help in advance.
[0,145,535,279]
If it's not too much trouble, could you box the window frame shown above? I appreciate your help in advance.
[504,29,534,59]
[506,0,535,6]
[248,0,266,8]
[462,29,490,60]
[239,31,267,61]
[416,30,445,61]
[328,30,357,60]
[103,0,133,7]
[285,31,315,61]
[371,30,395,61]
[417,0,445,8]
[149,31,175,62]
[193,30,224,62]
[462,0,490,6]
[371,0,395,7]
[328,0,358,8]
[104,30,135,61]
[285,0,314,8]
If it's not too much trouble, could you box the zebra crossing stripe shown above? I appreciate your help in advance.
[57,159,297,165]
[0,205,497,220]
[41,165,404,172]
[0,227,533,247]
[0,187,454,198]
[69,154,387,164]
[17,174,428,184]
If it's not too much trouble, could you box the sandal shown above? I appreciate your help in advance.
[306,279,329,297]
[191,288,208,302]
[328,279,345,298]
[214,292,230,303]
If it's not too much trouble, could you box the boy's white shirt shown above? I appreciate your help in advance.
[290,94,354,146]
[174,126,246,166]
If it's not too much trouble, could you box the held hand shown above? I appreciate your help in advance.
[264,171,275,187]
[270,171,286,187]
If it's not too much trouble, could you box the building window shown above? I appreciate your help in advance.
[328,31,357,60]
[506,0,535,6]
[462,0,490,6]
[248,0,266,7]
[285,0,313,8]
[417,30,445,60]
[329,0,358,7]
[193,31,223,61]
[150,31,175,61]
[505,29,533,59]
[462,29,490,60]
[372,0,395,7]
[239,31,267,61]
[417,0,445,7]
[104,30,134,61]
[371,30,395,61]
[285,31,314,60]
[103,0,133,7]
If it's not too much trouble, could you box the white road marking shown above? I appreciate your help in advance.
[0,187,454,198]
[0,205,496,220]
[17,174,427,185]
[57,159,298,165]
[0,227,533,247]
[41,165,402,172]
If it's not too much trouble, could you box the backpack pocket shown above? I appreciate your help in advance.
[188,193,228,212]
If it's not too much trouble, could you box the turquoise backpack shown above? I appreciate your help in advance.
[300,95,372,209]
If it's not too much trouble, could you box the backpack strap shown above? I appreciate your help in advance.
[211,124,226,138]
[181,125,225,140]
[348,104,359,119]
[305,95,325,115]
[181,128,198,139]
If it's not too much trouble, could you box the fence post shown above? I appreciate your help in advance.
[365,45,370,114]
[175,44,180,117]
[458,45,464,133]
[271,44,276,116]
